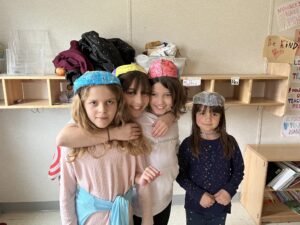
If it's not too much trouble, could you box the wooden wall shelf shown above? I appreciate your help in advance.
[181,63,291,116]
[0,75,70,109]
[0,63,291,113]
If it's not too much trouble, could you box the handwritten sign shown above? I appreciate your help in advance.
[294,29,300,58]
[287,85,300,110]
[282,115,300,137]
[276,0,300,31]
[263,35,298,63]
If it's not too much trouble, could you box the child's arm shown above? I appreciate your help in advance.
[151,111,175,137]
[59,148,78,225]
[135,184,153,225]
[135,155,157,225]
[56,122,141,148]
[216,137,245,200]
[176,139,207,203]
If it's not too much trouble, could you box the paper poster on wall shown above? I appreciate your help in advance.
[292,64,300,82]
[282,115,300,137]
[263,35,298,63]
[294,29,300,58]
[287,85,300,110]
[276,0,300,31]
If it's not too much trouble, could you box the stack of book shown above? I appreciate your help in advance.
[264,190,300,215]
[266,161,300,191]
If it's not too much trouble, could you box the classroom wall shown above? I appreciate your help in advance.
[0,0,299,204]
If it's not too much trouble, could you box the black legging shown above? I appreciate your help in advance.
[133,201,172,225]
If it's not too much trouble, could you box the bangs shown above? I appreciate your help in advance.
[133,75,152,94]
[197,105,223,114]
[119,71,151,95]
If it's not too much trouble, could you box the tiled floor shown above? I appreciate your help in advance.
[0,202,300,225]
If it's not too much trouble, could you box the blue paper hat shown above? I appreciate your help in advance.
[73,71,121,94]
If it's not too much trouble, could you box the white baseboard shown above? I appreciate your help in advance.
[0,192,241,212]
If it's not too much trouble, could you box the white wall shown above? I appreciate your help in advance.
[0,0,299,203]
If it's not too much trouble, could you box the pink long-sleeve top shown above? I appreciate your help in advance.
[59,143,152,225]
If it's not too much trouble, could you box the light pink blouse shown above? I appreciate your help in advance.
[59,143,153,225]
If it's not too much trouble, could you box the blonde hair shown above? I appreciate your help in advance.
[68,84,151,161]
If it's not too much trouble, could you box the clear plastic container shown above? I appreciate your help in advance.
[6,30,54,75]
[6,49,46,75]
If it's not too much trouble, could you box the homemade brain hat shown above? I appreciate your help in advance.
[148,59,178,79]
[193,91,225,107]
[73,71,120,94]
[113,63,146,77]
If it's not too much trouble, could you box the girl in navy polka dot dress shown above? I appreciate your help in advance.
[176,91,244,225]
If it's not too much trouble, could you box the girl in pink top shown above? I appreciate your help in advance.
[60,70,159,225]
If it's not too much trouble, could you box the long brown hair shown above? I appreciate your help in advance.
[69,84,151,161]
[190,104,236,159]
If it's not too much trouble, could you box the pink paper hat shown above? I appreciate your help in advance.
[148,59,178,79]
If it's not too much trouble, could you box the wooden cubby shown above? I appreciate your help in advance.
[181,63,290,116]
[240,144,300,225]
[0,62,291,111]
[0,75,69,109]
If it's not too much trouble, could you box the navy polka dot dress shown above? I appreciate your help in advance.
[176,136,244,214]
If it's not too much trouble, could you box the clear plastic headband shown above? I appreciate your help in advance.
[193,91,225,106]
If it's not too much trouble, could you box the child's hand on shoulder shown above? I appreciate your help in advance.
[214,189,231,206]
[137,165,160,186]
[199,192,215,208]
[111,123,141,140]
[152,111,175,137]
[151,119,169,137]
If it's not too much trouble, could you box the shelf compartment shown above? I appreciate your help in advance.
[184,79,213,99]
[48,79,71,108]
[213,79,251,105]
[250,78,288,106]
[183,79,213,109]
[261,202,300,223]
[3,78,49,108]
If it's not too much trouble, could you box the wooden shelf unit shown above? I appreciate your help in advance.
[0,75,70,109]
[0,62,291,111]
[240,144,300,225]
[181,63,290,116]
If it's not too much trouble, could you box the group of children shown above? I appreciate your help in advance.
[55,59,244,225]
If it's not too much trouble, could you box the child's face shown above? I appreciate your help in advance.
[83,86,118,129]
[150,82,173,116]
[196,107,221,133]
[123,80,150,118]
